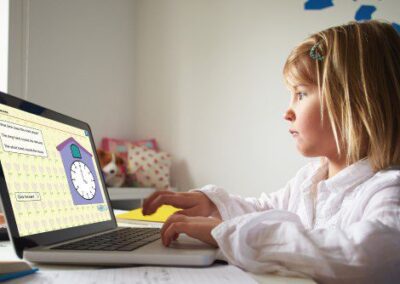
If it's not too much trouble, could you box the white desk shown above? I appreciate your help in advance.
[0,213,315,284]
[0,240,315,282]
[0,240,314,284]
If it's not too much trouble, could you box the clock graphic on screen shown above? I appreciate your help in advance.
[57,137,104,205]
[70,161,96,200]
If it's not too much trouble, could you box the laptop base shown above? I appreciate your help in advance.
[24,235,217,267]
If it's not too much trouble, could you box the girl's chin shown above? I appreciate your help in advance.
[296,144,319,157]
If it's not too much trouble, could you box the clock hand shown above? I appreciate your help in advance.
[79,166,88,184]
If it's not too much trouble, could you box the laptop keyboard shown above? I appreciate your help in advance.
[52,227,160,252]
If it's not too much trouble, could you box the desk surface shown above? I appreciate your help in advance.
[0,240,314,284]
[0,215,315,284]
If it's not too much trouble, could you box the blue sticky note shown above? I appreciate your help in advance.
[304,0,334,10]
[393,22,400,34]
[354,5,377,21]
[0,268,39,282]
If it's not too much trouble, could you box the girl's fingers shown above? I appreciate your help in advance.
[174,206,202,217]
[162,221,189,246]
[161,214,187,237]
[143,191,215,217]
[142,191,175,214]
[143,191,197,212]
[161,216,221,247]
[144,194,196,215]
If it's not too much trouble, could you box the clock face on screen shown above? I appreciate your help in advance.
[70,161,96,200]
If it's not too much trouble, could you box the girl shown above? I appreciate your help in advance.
[142,20,400,283]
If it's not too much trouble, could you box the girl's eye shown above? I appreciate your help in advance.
[296,92,307,100]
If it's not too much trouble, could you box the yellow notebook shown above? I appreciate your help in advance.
[116,205,180,223]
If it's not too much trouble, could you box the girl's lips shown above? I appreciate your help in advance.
[289,130,299,136]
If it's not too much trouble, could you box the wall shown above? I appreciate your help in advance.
[132,0,400,196]
[8,0,400,197]
[0,0,8,93]
[8,0,136,143]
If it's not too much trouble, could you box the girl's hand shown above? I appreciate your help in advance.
[161,215,221,247]
[142,191,221,219]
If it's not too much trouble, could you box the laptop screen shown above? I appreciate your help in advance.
[0,102,112,237]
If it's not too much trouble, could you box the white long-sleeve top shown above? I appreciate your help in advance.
[198,159,400,284]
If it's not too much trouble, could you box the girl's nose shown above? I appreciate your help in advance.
[283,109,295,121]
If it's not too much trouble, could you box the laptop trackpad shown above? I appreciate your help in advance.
[139,234,215,252]
[132,234,217,266]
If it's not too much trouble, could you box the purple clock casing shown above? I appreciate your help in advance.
[57,137,103,205]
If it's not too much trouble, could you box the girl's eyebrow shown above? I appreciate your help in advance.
[294,84,315,93]
[285,83,311,93]
[293,84,307,90]
[286,84,306,93]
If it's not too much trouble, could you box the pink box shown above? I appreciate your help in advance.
[101,137,159,162]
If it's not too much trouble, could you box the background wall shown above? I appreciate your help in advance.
[0,0,8,92]
[131,0,399,196]
[8,0,400,197]
[8,0,137,140]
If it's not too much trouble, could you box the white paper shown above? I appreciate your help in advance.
[9,265,257,284]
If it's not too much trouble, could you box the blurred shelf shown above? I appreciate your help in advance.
[107,187,156,201]
[107,187,155,210]
[107,187,176,210]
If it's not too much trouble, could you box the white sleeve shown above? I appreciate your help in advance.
[195,183,292,221]
[195,162,319,220]
[211,203,400,283]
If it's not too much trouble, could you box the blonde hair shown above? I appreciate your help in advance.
[283,20,400,171]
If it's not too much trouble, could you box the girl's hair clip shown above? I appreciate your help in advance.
[310,42,324,61]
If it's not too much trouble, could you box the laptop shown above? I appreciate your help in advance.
[0,91,217,266]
